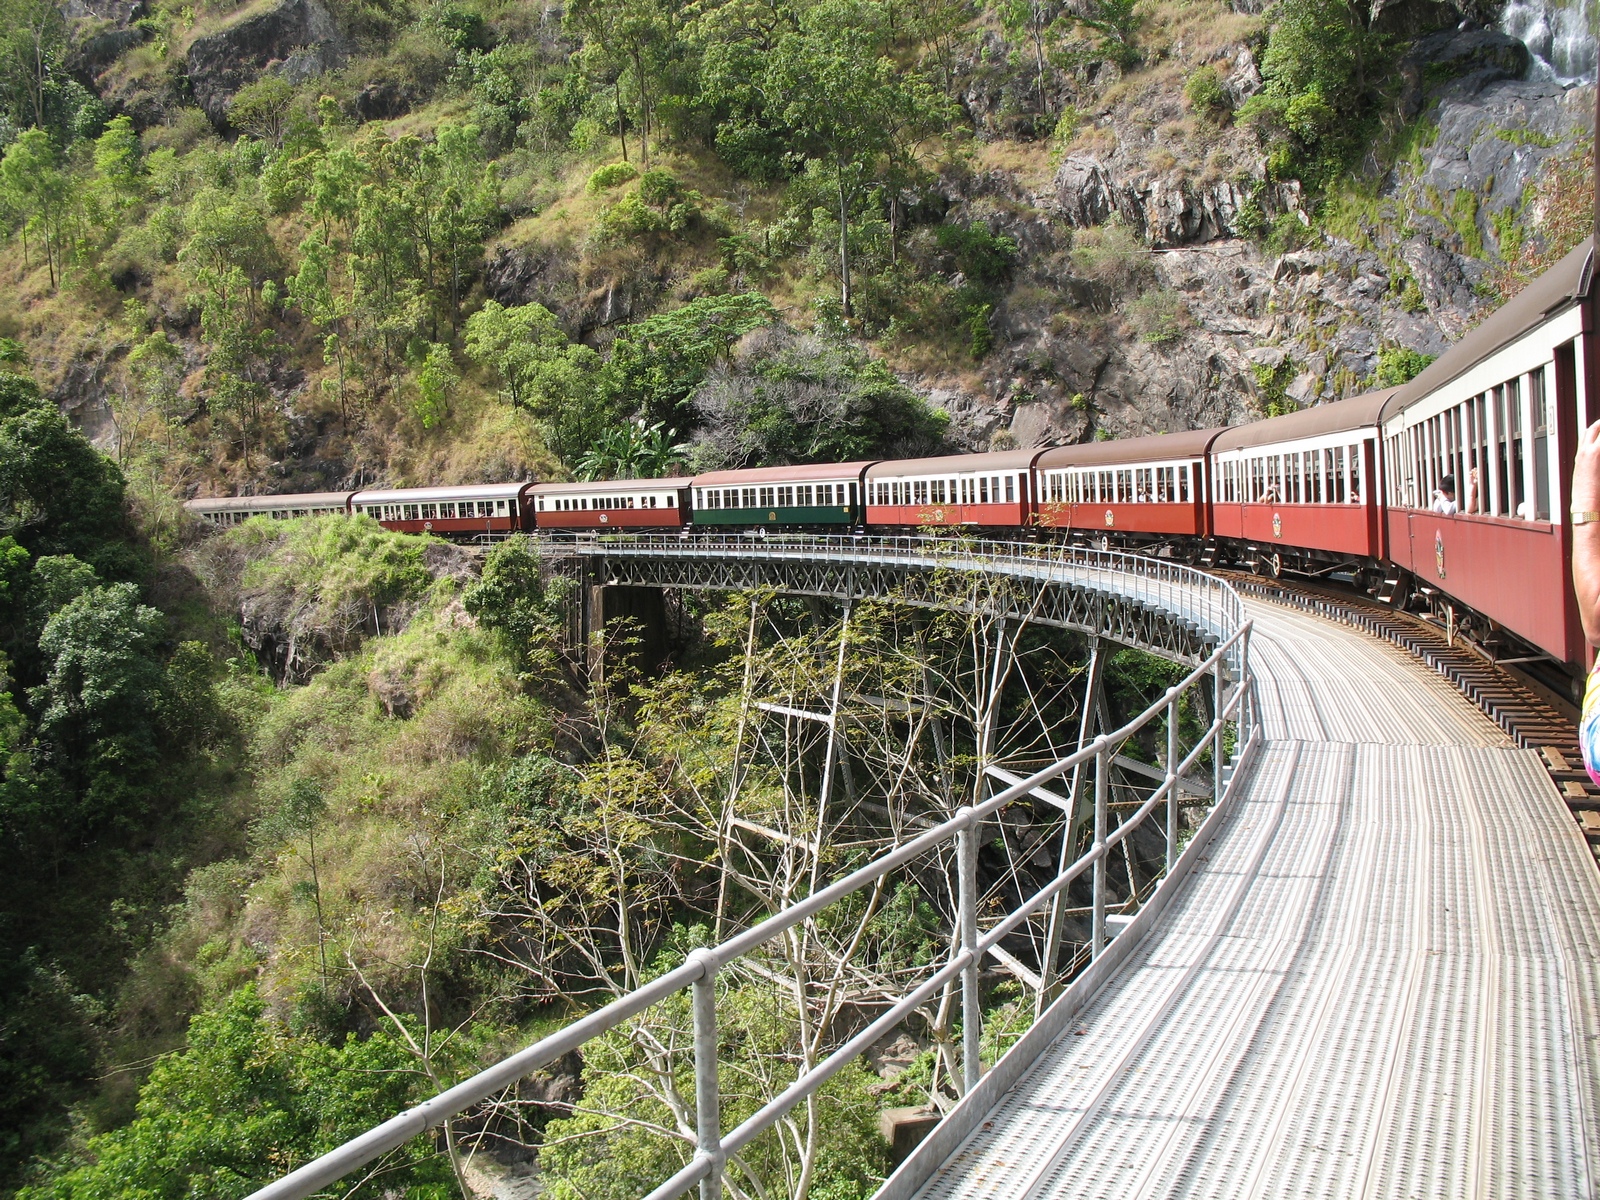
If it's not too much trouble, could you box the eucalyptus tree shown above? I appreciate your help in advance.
[766,0,947,317]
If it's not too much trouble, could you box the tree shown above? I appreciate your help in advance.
[462,535,571,678]
[228,75,296,147]
[766,2,944,317]
[413,341,458,429]
[463,300,603,463]
[601,291,778,426]
[0,130,71,288]
[567,0,682,167]
[92,114,142,209]
[0,0,67,133]
[30,582,165,824]
[0,391,137,580]
[577,419,688,480]
[1000,0,1066,117]
[18,985,455,1200]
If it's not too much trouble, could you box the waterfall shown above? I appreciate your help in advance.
[1499,0,1597,85]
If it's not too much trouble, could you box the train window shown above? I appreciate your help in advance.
[1180,464,1190,502]
[1532,367,1550,519]
[777,486,793,506]
[758,487,773,507]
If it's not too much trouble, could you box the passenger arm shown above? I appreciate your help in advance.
[1572,419,1600,646]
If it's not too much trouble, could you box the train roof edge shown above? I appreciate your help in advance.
[1036,428,1228,468]
[1382,236,1595,421]
[1213,388,1400,452]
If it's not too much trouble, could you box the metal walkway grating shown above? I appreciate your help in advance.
[895,599,1600,1200]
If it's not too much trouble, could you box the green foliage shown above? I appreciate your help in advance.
[603,291,779,426]
[1265,212,1312,253]
[19,985,453,1200]
[1237,0,1385,191]
[0,129,71,288]
[587,162,641,192]
[1126,288,1190,346]
[412,342,459,430]
[1374,345,1436,386]
[0,0,101,147]
[463,299,603,463]
[765,0,952,315]
[539,941,887,1200]
[1183,66,1232,124]
[577,418,688,480]
[596,171,712,243]
[0,383,139,580]
[238,516,436,648]
[1495,127,1558,148]
[228,76,298,148]
[1250,358,1298,417]
[935,223,1018,287]
[689,328,949,468]
[461,535,570,676]
[1233,193,1267,240]
[30,582,166,823]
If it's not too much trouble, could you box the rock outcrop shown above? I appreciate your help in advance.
[184,0,346,127]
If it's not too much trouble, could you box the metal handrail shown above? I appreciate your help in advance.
[550,532,1243,651]
[248,549,1252,1200]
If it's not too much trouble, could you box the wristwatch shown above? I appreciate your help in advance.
[1573,511,1600,525]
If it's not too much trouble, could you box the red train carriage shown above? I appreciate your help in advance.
[866,450,1041,529]
[1034,429,1222,547]
[531,479,691,531]
[185,491,355,526]
[1210,390,1393,577]
[1380,238,1592,665]
[351,482,536,536]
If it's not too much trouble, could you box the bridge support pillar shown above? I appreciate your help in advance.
[581,576,672,682]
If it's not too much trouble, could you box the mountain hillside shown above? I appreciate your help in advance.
[0,0,1593,1193]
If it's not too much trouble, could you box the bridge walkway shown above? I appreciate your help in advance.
[896,596,1600,1199]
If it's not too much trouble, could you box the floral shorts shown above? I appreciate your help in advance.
[1582,663,1600,788]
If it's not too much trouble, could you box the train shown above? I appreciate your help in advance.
[186,238,1597,682]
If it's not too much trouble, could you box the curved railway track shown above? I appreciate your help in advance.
[1218,570,1599,863]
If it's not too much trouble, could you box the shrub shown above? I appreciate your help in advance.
[1234,193,1267,240]
[1070,222,1152,292]
[1374,345,1436,386]
[1184,67,1232,124]
[586,162,639,193]
[1126,289,1191,346]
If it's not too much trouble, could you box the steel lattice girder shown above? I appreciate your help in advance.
[556,544,1220,667]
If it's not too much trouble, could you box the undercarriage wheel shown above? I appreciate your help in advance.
[1098,534,1111,552]
[1268,551,1283,579]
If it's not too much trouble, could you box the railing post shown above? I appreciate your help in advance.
[1165,686,1179,876]
[1239,623,1253,739]
[1091,737,1108,958]
[689,949,722,1200]
[958,813,981,1094]
[1212,656,1225,802]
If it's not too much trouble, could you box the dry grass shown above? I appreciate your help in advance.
[971,139,1059,191]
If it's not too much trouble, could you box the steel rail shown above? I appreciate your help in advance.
[247,551,1251,1200]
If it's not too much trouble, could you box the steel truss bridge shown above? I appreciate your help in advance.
[247,535,1600,1200]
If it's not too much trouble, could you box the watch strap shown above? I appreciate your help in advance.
[1573,511,1600,526]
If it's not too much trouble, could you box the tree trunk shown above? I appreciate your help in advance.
[617,83,629,162]
[837,172,852,318]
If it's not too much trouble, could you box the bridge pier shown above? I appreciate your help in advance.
[580,571,673,680]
